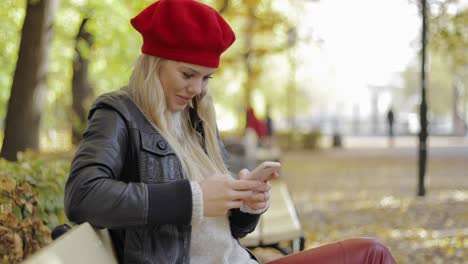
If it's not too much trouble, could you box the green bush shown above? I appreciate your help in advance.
[302,131,322,149]
[276,130,322,150]
[0,151,70,263]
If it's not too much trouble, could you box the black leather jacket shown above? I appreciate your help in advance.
[64,91,260,263]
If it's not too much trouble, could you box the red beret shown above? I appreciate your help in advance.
[130,0,236,68]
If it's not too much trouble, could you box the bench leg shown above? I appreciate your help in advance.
[289,236,305,253]
[51,224,71,240]
[248,243,293,255]
[271,243,292,255]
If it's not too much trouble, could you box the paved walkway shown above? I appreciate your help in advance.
[276,139,467,264]
[320,135,468,158]
[336,135,468,148]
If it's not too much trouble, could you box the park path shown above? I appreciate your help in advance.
[270,136,468,263]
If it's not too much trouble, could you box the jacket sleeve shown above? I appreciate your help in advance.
[229,209,261,238]
[64,108,192,229]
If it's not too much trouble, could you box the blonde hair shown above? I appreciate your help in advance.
[124,54,230,181]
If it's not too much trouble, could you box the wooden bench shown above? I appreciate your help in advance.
[223,138,305,254]
[240,180,305,255]
[23,181,304,263]
[22,222,118,264]
[23,138,303,262]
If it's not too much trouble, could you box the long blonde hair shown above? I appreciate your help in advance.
[124,54,230,181]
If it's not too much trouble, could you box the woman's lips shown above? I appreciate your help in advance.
[176,95,191,105]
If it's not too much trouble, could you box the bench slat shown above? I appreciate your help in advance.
[241,181,303,248]
[22,223,118,264]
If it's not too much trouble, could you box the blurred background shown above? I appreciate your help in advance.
[0,0,466,263]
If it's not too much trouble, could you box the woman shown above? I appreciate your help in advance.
[64,1,396,263]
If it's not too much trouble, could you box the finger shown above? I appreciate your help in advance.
[229,179,261,191]
[229,190,254,200]
[226,200,244,209]
[255,182,271,192]
[238,168,250,179]
[246,202,268,210]
[248,192,266,202]
[272,171,280,179]
[253,192,264,202]
[263,172,280,182]
[259,191,271,201]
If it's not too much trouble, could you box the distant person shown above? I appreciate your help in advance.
[387,107,395,147]
[246,105,268,139]
[265,105,274,147]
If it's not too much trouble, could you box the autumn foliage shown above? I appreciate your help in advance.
[0,152,69,263]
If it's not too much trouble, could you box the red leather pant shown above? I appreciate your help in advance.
[266,238,397,264]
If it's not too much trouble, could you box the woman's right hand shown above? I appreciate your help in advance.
[199,176,261,216]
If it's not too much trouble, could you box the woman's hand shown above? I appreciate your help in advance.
[238,169,273,210]
[199,176,261,217]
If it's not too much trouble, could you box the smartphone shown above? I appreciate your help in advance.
[247,161,281,181]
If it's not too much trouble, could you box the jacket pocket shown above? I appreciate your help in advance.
[148,225,186,263]
[123,227,151,264]
[139,131,183,184]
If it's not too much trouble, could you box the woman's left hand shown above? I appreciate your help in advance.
[238,169,272,210]
[244,190,271,210]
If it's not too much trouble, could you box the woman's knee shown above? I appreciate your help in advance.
[342,237,386,248]
[266,238,395,264]
[339,238,396,264]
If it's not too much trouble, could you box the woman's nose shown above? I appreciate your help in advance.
[187,79,203,95]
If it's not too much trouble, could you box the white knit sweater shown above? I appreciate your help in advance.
[172,113,268,263]
[189,182,269,264]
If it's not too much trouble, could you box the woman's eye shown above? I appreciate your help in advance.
[183,73,193,79]
[203,76,213,81]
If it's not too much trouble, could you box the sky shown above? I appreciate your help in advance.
[296,0,421,118]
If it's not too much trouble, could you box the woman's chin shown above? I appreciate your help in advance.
[169,104,188,113]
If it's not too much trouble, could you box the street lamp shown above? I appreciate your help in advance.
[418,0,428,196]
[287,27,297,149]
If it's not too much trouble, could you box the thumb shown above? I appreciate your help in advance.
[238,168,250,179]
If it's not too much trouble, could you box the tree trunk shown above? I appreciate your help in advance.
[418,0,428,197]
[243,6,256,107]
[72,17,94,145]
[218,0,229,14]
[452,76,466,136]
[240,5,256,134]
[0,0,59,161]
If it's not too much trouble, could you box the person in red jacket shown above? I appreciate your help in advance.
[246,105,269,139]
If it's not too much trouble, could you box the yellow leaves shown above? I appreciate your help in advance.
[0,177,16,192]
[25,202,34,214]
[455,232,465,248]
[281,150,468,263]
[304,229,319,242]
[0,155,66,262]
[0,179,52,262]
[0,226,23,263]
[12,230,23,260]
[243,0,262,8]
[446,247,455,256]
